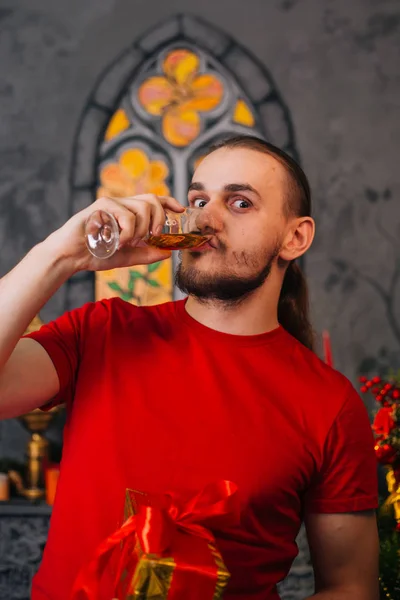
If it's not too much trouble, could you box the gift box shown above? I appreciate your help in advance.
[71,480,239,600]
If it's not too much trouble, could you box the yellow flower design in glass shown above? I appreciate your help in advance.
[138,49,224,147]
[95,147,172,306]
[104,108,131,141]
[98,148,170,198]
[233,99,255,127]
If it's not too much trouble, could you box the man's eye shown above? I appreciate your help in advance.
[232,199,251,209]
[193,198,208,208]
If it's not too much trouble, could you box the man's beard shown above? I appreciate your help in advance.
[175,245,279,305]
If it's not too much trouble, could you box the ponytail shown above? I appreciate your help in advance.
[278,262,314,351]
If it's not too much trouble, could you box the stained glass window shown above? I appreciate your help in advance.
[94,43,264,306]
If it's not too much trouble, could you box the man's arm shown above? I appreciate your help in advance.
[0,194,180,419]
[0,242,76,419]
[304,511,379,600]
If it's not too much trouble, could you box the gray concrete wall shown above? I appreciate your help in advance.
[0,0,399,459]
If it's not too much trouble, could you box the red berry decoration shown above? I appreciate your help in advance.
[362,374,400,535]
[375,443,397,464]
[359,376,368,383]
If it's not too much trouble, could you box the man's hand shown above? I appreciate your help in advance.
[304,511,379,600]
[47,194,185,274]
[0,193,185,419]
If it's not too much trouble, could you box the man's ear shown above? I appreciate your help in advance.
[279,217,315,262]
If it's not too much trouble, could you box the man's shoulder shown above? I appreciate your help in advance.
[284,331,353,409]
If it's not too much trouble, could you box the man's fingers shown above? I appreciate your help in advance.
[124,194,184,214]
[86,195,184,261]
[124,201,152,243]
[116,212,136,247]
[156,196,185,213]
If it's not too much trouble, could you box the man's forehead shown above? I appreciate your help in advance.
[193,147,285,187]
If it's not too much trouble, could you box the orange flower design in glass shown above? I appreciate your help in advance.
[138,49,224,147]
[96,148,173,306]
[97,148,170,198]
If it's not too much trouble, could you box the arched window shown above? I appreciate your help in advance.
[67,14,299,310]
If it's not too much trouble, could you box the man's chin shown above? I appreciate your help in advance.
[176,246,277,303]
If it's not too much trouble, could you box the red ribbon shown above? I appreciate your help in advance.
[70,480,239,600]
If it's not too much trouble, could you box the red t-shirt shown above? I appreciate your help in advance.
[26,298,378,600]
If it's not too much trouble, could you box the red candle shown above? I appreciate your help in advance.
[45,465,60,506]
[322,330,334,368]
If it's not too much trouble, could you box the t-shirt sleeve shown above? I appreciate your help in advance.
[304,383,378,513]
[23,301,103,411]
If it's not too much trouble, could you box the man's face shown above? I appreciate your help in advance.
[176,147,292,303]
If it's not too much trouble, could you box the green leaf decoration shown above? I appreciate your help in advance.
[129,270,144,279]
[148,262,161,273]
[121,292,133,301]
[128,270,144,291]
[108,282,123,293]
[147,279,160,288]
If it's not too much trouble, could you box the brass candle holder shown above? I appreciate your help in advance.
[8,315,63,502]
[8,408,61,501]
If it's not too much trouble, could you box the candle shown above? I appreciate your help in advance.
[0,473,9,501]
[322,330,334,368]
[45,466,60,505]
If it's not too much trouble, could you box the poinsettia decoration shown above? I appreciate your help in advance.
[360,375,400,469]
[360,373,400,599]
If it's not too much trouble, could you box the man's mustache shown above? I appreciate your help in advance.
[189,229,228,252]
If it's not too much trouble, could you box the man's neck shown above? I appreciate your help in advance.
[184,283,281,336]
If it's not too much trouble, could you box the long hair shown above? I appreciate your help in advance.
[207,135,314,351]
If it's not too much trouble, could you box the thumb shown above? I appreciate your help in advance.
[119,245,172,266]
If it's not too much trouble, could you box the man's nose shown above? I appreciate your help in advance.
[197,205,224,233]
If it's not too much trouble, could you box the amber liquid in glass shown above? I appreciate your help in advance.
[146,233,210,251]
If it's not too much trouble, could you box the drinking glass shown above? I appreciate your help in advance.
[85,208,213,259]
[85,210,120,259]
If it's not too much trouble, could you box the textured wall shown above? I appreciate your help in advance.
[0,0,398,486]
[0,0,397,596]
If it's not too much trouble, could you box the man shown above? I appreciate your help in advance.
[0,135,379,599]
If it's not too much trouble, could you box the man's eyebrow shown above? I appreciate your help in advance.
[188,182,261,197]
[223,183,260,197]
[188,182,205,192]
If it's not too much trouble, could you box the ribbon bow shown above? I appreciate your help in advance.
[70,480,239,600]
